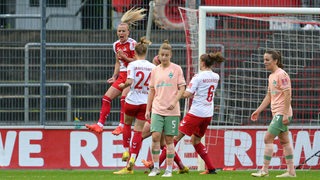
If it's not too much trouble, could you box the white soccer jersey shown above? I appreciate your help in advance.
[126,59,155,105]
[187,70,220,117]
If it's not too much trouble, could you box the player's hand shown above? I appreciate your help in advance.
[107,77,115,84]
[117,50,127,60]
[282,115,290,125]
[119,83,125,89]
[145,111,151,120]
[250,111,259,121]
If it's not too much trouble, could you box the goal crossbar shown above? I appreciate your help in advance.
[199,6,320,56]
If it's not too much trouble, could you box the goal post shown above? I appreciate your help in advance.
[179,6,320,170]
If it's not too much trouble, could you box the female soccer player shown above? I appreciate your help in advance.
[113,37,155,174]
[85,8,146,135]
[251,50,296,178]
[174,52,225,175]
[145,40,186,177]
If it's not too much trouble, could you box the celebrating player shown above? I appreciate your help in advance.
[85,8,146,135]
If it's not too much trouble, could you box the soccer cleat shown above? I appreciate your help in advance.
[177,166,189,174]
[162,170,172,177]
[85,124,103,134]
[112,126,123,135]
[127,157,135,170]
[122,151,129,162]
[200,169,217,175]
[113,167,133,175]
[251,170,269,177]
[142,159,154,170]
[148,167,160,177]
[276,172,296,178]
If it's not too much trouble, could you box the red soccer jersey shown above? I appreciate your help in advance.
[113,37,136,72]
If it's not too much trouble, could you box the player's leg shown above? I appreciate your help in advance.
[85,86,121,133]
[148,114,164,177]
[113,86,130,135]
[122,113,134,161]
[161,116,180,177]
[127,118,146,170]
[276,129,296,177]
[251,131,275,177]
[192,135,216,174]
[112,72,129,135]
[141,121,155,170]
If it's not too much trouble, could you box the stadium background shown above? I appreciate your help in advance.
[0,0,319,170]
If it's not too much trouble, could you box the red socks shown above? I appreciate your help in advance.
[120,96,125,124]
[130,131,143,155]
[194,143,215,170]
[98,95,111,124]
[122,123,131,148]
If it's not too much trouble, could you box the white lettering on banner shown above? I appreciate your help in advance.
[19,131,43,166]
[0,131,17,166]
[102,132,152,167]
[224,131,253,166]
[70,132,99,167]
[102,132,125,167]
[294,131,320,166]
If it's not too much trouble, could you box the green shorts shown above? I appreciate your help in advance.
[150,113,179,136]
[268,115,292,136]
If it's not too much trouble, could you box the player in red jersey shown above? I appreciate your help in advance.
[85,8,146,135]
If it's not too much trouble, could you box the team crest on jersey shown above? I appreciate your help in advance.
[272,80,277,86]
[168,72,173,79]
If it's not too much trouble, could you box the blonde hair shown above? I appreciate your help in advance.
[135,36,152,56]
[121,7,147,28]
[159,40,172,52]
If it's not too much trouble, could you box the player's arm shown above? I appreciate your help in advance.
[182,91,193,98]
[167,85,186,110]
[251,92,271,121]
[117,50,135,62]
[282,89,291,125]
[119,78,133,89]
[107,58,120,84]
[145,87,155,120]
[257,92,271,112]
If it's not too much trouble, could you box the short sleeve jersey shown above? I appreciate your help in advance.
[149,62,186,116]
[268,68,293,116]
[187,71,220,117]
[126,60,156,105]
[113,38,136,72]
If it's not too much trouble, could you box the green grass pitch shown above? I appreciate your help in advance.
[0,169,319,180]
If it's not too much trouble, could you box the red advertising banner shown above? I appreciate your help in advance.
[0,127,319,169]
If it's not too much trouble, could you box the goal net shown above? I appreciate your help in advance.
[179,6,320,170]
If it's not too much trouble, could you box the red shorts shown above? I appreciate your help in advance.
[112,72,127,91]
[124,102,147,121]
[179,113,212,138]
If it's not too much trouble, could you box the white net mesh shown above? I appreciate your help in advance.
[179,6,320,170]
